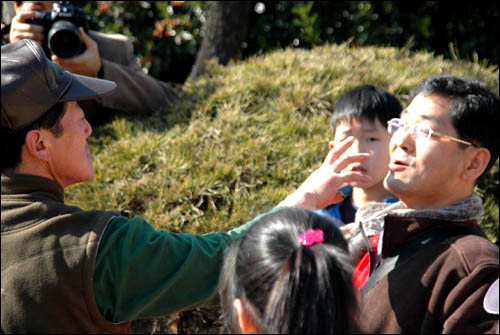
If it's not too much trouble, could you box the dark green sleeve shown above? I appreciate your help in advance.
[93,214,255,322]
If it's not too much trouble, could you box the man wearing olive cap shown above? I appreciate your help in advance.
[0,39,251,333]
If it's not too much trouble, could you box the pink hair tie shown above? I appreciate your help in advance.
[297,229,324,247]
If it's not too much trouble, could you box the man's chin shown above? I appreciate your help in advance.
[82,165,95,182]
[384,173,413,199]
[384,173,401,194]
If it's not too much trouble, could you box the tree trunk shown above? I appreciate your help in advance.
[188,1,251,81]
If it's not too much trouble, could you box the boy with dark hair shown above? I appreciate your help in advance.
[318,85,402,225]
[316,85,402,289]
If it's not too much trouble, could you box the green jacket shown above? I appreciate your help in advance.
[94,212,254,322]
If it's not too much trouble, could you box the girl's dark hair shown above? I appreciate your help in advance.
[330,85,403,136]
[219,208,357,334]
[408,75,499,174]
[1,102,66,173]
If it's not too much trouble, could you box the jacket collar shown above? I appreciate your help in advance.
[1,173,64,203]
[348,195,484,260]
[381,215,480,258]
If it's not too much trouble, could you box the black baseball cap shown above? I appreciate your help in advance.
[1,39,116,131]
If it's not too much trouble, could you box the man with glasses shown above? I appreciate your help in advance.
[348,75,498,333]
[387,116,476,147]
[283,74,498,333]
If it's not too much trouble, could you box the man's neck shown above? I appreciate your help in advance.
[14,161,59,186]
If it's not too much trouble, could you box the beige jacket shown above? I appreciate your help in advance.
[80,31,179,121]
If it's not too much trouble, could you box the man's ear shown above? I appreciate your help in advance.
[234,298,259,334]
[461,147,490,181]
[24,129,51,162]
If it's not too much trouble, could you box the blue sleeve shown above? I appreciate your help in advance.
[316,203,344,225]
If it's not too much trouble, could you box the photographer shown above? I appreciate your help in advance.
[6,1,179,125]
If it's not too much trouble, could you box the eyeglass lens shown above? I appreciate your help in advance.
[388,119,431,140]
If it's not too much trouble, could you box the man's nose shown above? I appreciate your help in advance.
[391,126,414,153]
[84,119,93,137]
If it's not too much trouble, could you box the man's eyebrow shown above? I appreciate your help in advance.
[401,109,441,123]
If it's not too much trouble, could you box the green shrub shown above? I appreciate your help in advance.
[85,1,499,83]
[246,1,499,67]
[86,1,209,82]
[65,42,498,333]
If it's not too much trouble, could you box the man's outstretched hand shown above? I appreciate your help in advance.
[279,136,372,210]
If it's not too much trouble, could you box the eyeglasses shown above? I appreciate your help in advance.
[387,118,475,146]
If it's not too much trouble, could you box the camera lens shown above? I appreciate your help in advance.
[47,20,82,58]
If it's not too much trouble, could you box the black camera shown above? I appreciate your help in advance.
[27,1,91,59]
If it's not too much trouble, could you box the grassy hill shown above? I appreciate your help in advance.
[65,42,499,333]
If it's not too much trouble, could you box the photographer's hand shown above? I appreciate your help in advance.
[52,28,102,77]
[10,10,45,44]
[279,137,372,210]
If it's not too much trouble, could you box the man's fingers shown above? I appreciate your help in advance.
[79,27,90,44]
[16,11,41,23]
[334,152,371,172]
[12,20,45,34]
[323,146,338,166]
[331,190,345,204]
[12,30,44,41]
[10,13,45,43]
[79,27,97,49]
[340,171,372,183]
[325,137,355,164]
[10,28,45,43]
[26,23,45,34]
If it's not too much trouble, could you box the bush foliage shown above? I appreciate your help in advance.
[65,42,498,333]
[85,1,499,83]
[85,1,209,83]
